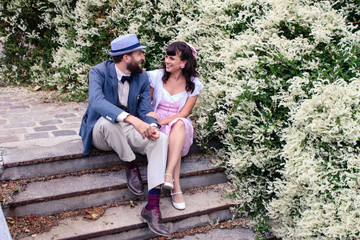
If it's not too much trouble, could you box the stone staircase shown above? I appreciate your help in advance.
[0,139,235,239]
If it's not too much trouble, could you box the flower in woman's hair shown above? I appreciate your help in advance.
[182,41,197,56]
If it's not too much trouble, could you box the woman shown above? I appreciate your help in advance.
[147,41,203,210]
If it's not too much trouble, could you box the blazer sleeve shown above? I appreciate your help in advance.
[88,64,122,123]
[136,72,159,125]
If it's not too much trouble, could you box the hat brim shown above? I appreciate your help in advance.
[109,45,147,56]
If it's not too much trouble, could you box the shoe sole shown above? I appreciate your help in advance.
[127,185,144,196]
[172,202,185,210]
[162,183,173,190]
[140,216,171,237]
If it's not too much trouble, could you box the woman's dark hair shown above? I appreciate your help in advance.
[162,41,199,93]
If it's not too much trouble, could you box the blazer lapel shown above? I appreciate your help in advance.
[108,62,119,105]
[128,75,136,115]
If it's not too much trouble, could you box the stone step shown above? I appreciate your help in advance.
[21,183,234,240]
[0,139,204,181]
[3,154,227,217]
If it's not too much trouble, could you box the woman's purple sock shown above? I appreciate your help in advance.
[145,188,160,210]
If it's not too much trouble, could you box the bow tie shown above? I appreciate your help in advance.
[120,75,132,84]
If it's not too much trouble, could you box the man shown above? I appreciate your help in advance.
[79,34,170,236]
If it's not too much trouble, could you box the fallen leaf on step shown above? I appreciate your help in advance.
[84,206,105,221]
[6,217,15,225]
[130,200,138,208]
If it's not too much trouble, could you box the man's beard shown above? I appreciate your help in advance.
[127,60,143,74]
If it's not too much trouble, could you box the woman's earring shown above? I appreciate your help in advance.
[180,64,185,69]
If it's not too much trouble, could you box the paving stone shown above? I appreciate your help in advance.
[0,135,20,143]
[0,103,12,107]
[52,130,77,137]
[0,119,7,124]
[39,119,63,125]
[0,128,27,135]
[24,132,49,140]
[6,108,29,114]
[3,122,36,128]
[10,105,30,109]
[34,126,58,132]
[33,116,55,122]
[4,114,31,123]
[54,113,76,118]
[63,117,82,123]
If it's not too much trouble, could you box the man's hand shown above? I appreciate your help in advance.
[147,126,160,141]
[124,115,154,139]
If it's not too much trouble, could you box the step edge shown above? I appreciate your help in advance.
[58,204,234,240]
[5,168,225,208]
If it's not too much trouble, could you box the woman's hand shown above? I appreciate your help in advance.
[158,119,166,125]
[146,112,160,121]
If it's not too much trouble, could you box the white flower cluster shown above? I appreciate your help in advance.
[268,79,360,239]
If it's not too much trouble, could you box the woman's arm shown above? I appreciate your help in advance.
[150,86,154,101]
[158,95,199,125]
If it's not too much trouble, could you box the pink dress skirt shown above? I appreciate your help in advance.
[155,96,194,157]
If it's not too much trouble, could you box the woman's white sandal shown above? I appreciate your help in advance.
[171,191,185,210]
[162,173,174,189]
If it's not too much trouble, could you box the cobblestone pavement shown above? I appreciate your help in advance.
[0,86,87,148]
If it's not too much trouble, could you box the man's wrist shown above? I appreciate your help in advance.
[150,123,158,128]
[123,114,133,124]
[116,111,129,122]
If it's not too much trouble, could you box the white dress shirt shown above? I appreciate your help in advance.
[115,65,130,122]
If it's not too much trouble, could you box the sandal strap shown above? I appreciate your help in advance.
[165,173,174,181]
[171,191,183,196]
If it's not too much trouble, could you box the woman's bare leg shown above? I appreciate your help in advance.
[165,120,185,203]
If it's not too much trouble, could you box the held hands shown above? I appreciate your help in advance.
[148,126,160,141]
[124,115,159,140]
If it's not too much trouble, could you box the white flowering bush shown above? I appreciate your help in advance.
[192,0,360,233]
[1,0,360,238]
[267,79,360,239]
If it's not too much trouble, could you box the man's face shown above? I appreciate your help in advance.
[126,50,145,74]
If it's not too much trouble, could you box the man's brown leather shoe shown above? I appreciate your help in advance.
[125,167,144,195]
[141,207,170,236]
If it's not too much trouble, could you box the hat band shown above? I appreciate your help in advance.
[111,42,141,53]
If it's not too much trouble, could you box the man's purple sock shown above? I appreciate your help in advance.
[125,160,138,169]
[145,188,160,210]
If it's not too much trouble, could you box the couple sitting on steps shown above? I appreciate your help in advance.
[79,34,203,236]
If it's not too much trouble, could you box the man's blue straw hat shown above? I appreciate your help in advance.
[109,34,147,56]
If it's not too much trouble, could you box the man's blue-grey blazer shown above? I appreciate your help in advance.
[79,59,157,155]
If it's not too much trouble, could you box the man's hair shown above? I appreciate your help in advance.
[112,52,133,63]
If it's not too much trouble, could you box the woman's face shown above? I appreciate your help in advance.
[164,51,186,73]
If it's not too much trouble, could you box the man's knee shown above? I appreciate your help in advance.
[98,120,110,131]
[97,118,118,134]
[158,132,168,144]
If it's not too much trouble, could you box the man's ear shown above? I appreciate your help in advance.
[123,54,131,63]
